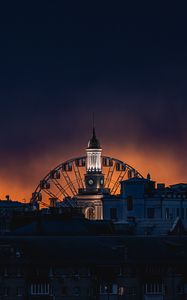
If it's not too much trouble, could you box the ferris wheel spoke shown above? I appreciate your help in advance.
[72,163,84,189]
[40,201,50,208]
[51,178,70,198]
[111,169,128,194]
[110,170,123,194]
[42,188,59,200]
[61,170,77,196]
[105,163,116,188]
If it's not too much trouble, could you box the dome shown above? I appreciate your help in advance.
[87,128,101,149]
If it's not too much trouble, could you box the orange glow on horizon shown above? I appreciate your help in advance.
[0,144,185,202]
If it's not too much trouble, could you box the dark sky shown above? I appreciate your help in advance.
[0,1,187,200]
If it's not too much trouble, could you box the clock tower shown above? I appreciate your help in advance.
[85,127,105,192]
[76,127,110,220]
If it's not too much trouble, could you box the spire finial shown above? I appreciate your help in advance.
[87,113,101,149]
[92,112,96,137]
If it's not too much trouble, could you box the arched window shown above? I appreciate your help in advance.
[85,207,95,220]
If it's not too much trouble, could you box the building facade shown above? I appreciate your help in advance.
[0,233,187,300]
[103,178,187,234]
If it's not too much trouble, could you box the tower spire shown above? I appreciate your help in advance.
[92,112,96,138]
[86,116,102,172]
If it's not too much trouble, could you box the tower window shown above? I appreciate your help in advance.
[127,196,133,211]
[110,208,117,220]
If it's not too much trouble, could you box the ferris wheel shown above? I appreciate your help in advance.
[31,155,144,207]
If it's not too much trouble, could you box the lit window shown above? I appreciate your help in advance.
[30,283,50,295]
[118,286,125,295]
[144,282,163,294]
[100,284,118,294]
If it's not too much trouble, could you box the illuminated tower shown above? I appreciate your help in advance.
[76,127,109,220]
[85,127,105,191]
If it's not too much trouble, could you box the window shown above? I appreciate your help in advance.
[62,286,67,295]
[110,208,117,219]
[73,287,80,296]
[177,284,184,295]
[3,287,9,296]
[118,286,125,295]
[87,287,92,296]
[128,286,136,295]
[127,196,133,211]
[3,267,9,277]
[85,207,95,220]
[147,208,155,219]
[17,287,23,296]
[30,283,50,295]
[165,208,169,219]
[16,268,22,277]
[144,282,163,294]
[49,267,53,277]
[72,269,79,277]
[100,284,118,294]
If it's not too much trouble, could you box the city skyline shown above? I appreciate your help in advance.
[0,126,185,202]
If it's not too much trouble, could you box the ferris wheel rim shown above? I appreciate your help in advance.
[33,155,144,198]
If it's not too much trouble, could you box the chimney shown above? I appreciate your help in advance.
[5,195,10,201]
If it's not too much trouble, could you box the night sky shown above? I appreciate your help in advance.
[0,1,187,201]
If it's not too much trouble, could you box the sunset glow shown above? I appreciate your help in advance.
[0,143,184,202]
